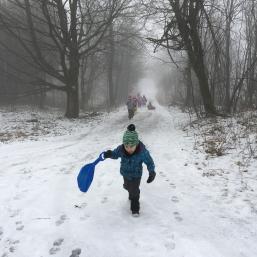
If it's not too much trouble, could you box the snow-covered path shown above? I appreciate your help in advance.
[0,105,256,257]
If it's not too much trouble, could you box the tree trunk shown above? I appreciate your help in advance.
[66,12,80,120]
[188,38,216,115]
[66,86,79,118]
[82,79,94,110]
[66,57,79,118]
[224,1,233,113]
[246,8,257,108]
[114,52,124,105]
[172,0,216,115]
[194,59,216,114]
[39,86,46,109]
[107,23,114,109]
[185,57,193,107]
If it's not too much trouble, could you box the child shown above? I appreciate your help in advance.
[126,96,135,119]
[147,101,156,110]
[104,124,156,216]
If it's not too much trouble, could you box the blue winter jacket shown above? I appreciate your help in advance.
[110,141,155,179]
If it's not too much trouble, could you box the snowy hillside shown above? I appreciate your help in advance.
[0,105,257,257]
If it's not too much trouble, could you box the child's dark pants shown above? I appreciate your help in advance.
[123,177,141,213]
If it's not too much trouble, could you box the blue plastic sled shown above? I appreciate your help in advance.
[77,152,105,193]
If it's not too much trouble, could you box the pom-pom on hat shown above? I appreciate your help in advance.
[123,124,139,146]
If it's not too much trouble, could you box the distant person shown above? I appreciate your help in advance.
[103,124,156,216]
[126,96,135,119]
[132,96,138,113]
[142,95,147,106]
[137,93,143,108]
[147,101,156,110]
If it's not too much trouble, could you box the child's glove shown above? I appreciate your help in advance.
[103,150,112,159]
[147,172,156,183]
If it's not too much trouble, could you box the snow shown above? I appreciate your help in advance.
[0,104,257,257]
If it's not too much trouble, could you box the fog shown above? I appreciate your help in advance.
[0,0,256,116]
[1,2,257,257]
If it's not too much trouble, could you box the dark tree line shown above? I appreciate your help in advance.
[0,0,144,117]
[1,0,256,117]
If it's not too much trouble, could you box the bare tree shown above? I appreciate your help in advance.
[244,0,257,108]
[0,0,132,117]
[146,0,217,115]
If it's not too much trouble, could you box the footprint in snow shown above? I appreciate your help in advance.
[101,197,108,204]
[80,214,90,221]
[164,234,176,250]
[60,167,67,173]
[69,248,81,257]
[171,196,179,203]
[9,209,20,218]
[173,212,183,222]
[74,202,87,209]
[159,171,166,177]
[15,221,24,231]
[169,183,176,189]
[49,247,60,255]
[107,180,113,186]
[13,194,22,201]
[221,188,228,197]
[9,246,15,253]
[22,168,32,174]
[55,215,67,226]
[60,167,72,175]
[11,162,27,168]
[4,238,20,254]
[6,238,20,244]
[19,169,32,180]
[0,226,3,240]
[49,238,64,255]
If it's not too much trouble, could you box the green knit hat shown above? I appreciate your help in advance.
[123,124,139,146]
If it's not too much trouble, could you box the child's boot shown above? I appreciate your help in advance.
[131,198,140,216]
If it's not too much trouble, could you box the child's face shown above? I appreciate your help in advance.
[124,144,137,154]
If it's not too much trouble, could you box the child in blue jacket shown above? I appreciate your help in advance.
[104,124,156,216]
